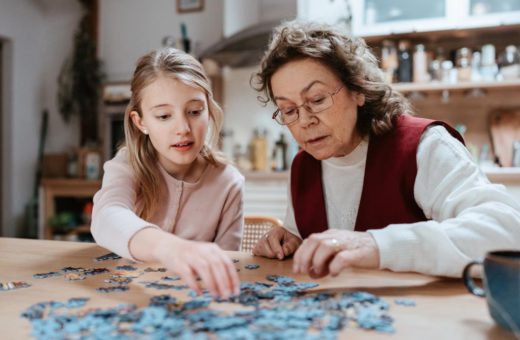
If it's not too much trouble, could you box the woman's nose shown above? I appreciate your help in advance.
[298,107,318,128]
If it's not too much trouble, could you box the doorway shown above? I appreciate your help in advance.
[0,38,12,237]
[0,41,3,236]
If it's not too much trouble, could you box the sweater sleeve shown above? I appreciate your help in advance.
[368,125,520,277]
[282,176,303,239]
[91,150,160,260]
[213,168,245,251]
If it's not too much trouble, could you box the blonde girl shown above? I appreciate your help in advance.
[92,48,243,298]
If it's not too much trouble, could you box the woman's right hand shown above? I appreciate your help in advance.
[154,236,240,299]
[252,227,302,260]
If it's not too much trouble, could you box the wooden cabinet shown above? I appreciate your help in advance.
[39,178,101,240]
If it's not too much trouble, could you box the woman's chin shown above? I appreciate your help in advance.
[305,149,333,161]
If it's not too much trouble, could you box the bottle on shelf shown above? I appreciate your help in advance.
[440,60,456,84]
[413,44,429,83]
[456,47,472,82]
[179,22,191,53]
[250,129,268,171]
[397,40,413,83]
[480,44,498,81]
[381,40,398,83]
[429,47,445,82]
[499,45,520,80]
[471,51,482,82]
[271,133,288,171]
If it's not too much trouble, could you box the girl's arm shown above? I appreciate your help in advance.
[129,227,240,298]
[213,173,245,250]
[91,150,161,259]
[92,151,239,297]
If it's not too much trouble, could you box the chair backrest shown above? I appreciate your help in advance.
[240,215,283,253]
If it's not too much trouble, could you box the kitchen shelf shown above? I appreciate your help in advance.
[241,170,289,181]
[361,24,520,45]
[39,178,101,240]
[391,79,520,94]
[483,167,520,182]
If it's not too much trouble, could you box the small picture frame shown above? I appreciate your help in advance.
[177,0,204,13]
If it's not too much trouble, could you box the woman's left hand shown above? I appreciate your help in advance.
[292,229,380,278]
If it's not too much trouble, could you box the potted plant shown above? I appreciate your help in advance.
[57,0,104,146]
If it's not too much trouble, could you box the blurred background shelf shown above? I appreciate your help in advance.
[39,179,101,240]
[392,79,520,93]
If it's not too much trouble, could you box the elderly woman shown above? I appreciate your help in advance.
[251,20,520,278]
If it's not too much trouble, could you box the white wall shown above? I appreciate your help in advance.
[224,0,297,37]
[0,0,82,236]
[220,0,298,160]
[297,0,351,27]
[99,0,224,81]
[222,66,297,161]
[223,0,260,37]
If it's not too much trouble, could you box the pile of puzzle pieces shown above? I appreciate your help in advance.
[16,253,412,339]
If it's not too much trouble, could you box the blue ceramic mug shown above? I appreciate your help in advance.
[463,250,520,333]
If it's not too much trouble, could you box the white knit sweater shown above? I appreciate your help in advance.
[283,125,520,277]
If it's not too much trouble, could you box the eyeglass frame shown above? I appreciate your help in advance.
[271,85,344,126]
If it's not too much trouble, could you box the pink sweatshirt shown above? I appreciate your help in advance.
[91,148,244,259]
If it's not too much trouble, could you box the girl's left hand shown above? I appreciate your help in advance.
[292,229,380,278]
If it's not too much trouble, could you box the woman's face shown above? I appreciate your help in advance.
[131,75,209,178]
[270,58,364,160]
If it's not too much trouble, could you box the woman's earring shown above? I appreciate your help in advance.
[143,129,148,135]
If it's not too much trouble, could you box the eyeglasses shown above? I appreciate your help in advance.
[272,85,344,126]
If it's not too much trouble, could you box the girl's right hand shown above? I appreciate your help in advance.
[252,227,302,260]
[155,237,240,299]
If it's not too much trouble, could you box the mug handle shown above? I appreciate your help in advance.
[463,260,485,297]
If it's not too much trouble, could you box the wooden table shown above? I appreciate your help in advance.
[0,237,515,339]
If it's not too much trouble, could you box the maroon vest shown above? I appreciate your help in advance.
[291,115,464,239]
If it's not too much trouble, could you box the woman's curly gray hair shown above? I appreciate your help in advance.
[252,20,413,136]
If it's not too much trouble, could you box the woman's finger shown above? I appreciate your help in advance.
[328,250,358,276]
[267,231,285,260]
[293,236,319,274]
[282,237,299,256]
[310,239,340,276]
[253,233,274,258]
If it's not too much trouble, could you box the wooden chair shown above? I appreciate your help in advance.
[240,215,283,253]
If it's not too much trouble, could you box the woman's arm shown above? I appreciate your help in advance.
[369,125,520,277]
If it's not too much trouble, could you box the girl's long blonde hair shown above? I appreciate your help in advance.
[123,48,225,220]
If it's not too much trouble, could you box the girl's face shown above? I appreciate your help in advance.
[131,75,210,179]
[270,58,364,160]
